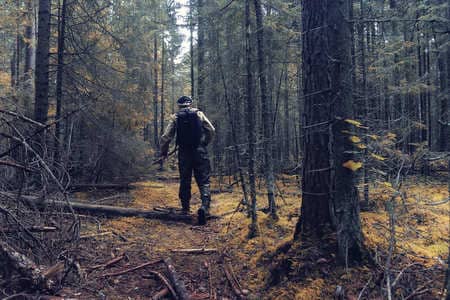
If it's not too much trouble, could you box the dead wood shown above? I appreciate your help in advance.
[163,258,190,300]
[171,248,217,254]
[0,241,54,290]
[79,231,112,239]
[14,194,194,224]
[146,271,178,300]
[224,262,247,299]
[68,183,133,191]
[204,260,217,300]
[152,287,170,300]
[0,160,34,172]
[100,259,162,278]
[87,253,126,271]
[2,226,58,234]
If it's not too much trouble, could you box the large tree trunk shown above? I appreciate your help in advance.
[253,0,277,219]
[34,0,52,124]
[295,0,365,264]
[328,0,365,264]
[245,0,258,238]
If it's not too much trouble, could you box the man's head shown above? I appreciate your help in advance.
[177,96,193,107]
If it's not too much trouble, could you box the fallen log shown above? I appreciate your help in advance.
[14,194,194,224]
[2,226,58,234]
[0,241,54,290]
[163,258,189,300]
[87,253,126,272]
[69,183,133,191]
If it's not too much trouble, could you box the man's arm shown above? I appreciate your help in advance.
[198,111,215,146]
[159,114,177,156]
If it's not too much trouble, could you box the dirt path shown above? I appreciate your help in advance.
[69,176,248,299]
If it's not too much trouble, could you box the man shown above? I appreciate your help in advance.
[159,96,215,225]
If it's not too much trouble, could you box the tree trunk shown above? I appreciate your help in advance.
[245,0,258,238]
[253,0,277,219]
[55,0,68,163]
[34,0,52,124]
[153,36,159,150]
[189,0,195,99]
[197,0,205,110]
[295,0,365,265]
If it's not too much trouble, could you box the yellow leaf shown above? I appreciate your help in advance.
[356,144,367,149]
[342,160,363,171]
[349,136,362,143]
[387,132,397,140]
[345,119,362,127]
[368,134,379,140]
[371,153,386,161]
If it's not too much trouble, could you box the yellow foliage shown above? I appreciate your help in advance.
[344,119,362,127]
[387,132,397,140]
[349,136,362,143]
[342,160,363,171]
[356,143,367,149]
[371,153,386,161]
[0,71,11,87]
[368,134,379,140]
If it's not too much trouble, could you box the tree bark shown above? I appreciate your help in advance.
[34,0,52,124]
[253,0,277,219]
[197,0,205,109]
[55,0,68,163]
[295,0,365,265]
[245,0,258,238]
[153,36,159,150]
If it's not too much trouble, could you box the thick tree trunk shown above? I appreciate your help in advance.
[189,0,195,99]
[328,0,365,264]
[245,0,258,238]
[295,0,365,264]
[34,0,51,124]
[253,0,277,219]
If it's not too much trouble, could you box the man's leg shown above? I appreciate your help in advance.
[193,147,211,224]
[178,150,193,213]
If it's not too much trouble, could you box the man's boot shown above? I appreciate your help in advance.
[181,199,190,215]
[197,185,211,225]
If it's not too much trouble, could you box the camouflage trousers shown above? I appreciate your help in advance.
[178,146,211,211]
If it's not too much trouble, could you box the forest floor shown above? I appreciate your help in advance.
[55,171,449,299]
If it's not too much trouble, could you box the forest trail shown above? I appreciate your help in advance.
[46,173,449,299]
[69,172,266,299]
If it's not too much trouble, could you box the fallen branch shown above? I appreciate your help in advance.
[171,248,217,254]
[0,160,34,172]
[13,193,194,224]
[152,287,170,300]
[100,259,162,278]
[69,183,133,191]
[79,231,112,239]
[163,258,189,300]
[0,241,54,290]
[2,226,58,234]
[146,271,178,300]
[224,262,247,299]
[204,260,217,300]
[87,253,126,271]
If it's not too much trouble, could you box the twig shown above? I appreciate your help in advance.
[79,231,112,239]
[87,253,126,271]
[163,258,190,300]
[146,271,178,300]
[100,259,162,278]
[171,248,217,254]
[152,288,170,300]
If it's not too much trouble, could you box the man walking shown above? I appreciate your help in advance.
[159,96,215,225]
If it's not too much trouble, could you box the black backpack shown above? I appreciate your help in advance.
[176,108,203,149]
